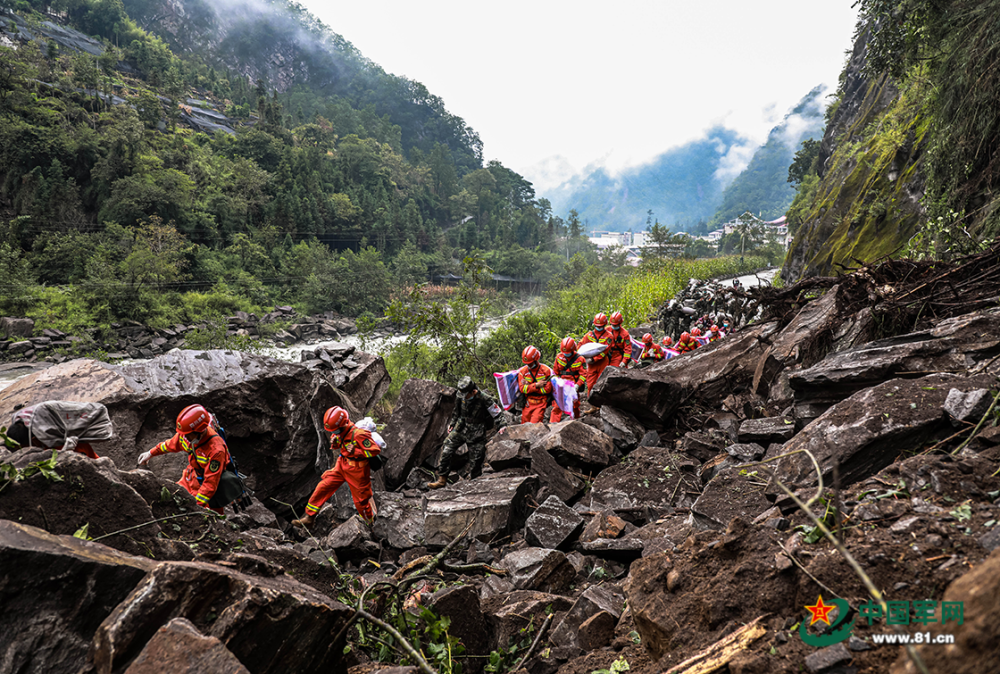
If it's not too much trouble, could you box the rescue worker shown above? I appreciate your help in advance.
[138,404,232,514]
[676,331,699,353]
[550,337,586,422]
[580,313,612,395]
[661,335,674,348]
[427,377,506,489]
[518,345,553,423]
[708,325,723,342]
[292,406,380,528]
[638,333,665,363]
[605,311,633,368]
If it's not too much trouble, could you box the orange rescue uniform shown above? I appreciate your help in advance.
[606,325,633,368]
[148,427,231,512]
[640,343,666,362]
[305,423,381,523]
[676,336,699,353]
[580,328,612,394]
[550,351,586,422]
[518,363,553,423]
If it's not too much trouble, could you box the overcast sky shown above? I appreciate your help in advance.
[299,1,860,196]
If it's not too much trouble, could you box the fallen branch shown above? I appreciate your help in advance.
[512,612,553,672]
[401,517,478,582]
[663,616,767,674]
[91,511,216,542]
[440,561,506,576]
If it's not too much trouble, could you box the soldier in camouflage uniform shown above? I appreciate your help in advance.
[427,377,507,489]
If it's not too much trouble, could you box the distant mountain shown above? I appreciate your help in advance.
[708,85,828,226]
[544,127,749,233]
[544,87,828,234]
[122,0,483,171]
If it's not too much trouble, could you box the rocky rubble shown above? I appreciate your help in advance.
[4,250,1000,674]
[0,306,362,365]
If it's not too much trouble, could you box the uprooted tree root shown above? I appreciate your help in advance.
[751,238,1000,338]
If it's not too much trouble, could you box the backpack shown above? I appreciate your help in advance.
[205,410,253,512]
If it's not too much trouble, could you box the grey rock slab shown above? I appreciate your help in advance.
[525,495,584,549]
[499,547,575,595]
[549,584,626,652]
[599,405,646,454]
[382,379,457,490]
[530,445,586,504]
[775,373,997,490]
[944,388,994,426]
[537,420,615,472]
[738,417,796,444]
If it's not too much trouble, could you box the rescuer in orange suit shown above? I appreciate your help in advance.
[550,337,586,422]
[292,406,381,528]
[676,331,699,353]
[518,345,553,423]
[638,333,666,363]
[605,311,633,368]
[661,336,674,348]
[138,404,232,515]
[580,312,612,395]
[708,325,723,342]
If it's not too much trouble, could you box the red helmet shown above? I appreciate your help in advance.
[642,333,653,344]
[560,337,577,353]
[691,327,702,336]
[324,406,350,431]
[680,332,690,342]
[593,313,608,328]
[176,404,211,435]
[610,311,624,327]
[522,345,541,364]
[662,336,673,346]
[710,325,720,334]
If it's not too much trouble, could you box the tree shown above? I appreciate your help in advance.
[81,218,191,322]
[788,139,820,186]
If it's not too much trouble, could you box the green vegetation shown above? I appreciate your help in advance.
[0,0,570,335]
[787,0,1000,278]
[380,254,767,405]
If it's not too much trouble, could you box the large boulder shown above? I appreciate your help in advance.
[123,618,250,674]
[524,495,584,549]
[598,406,647,455]
[529,445,586,504]
[751,286,846,399]
[336,475,539,549]
[91,558,354,674]
[789,308,1000,419]
[0,316,34,338]
[775,373,997,490]
[425,585,490,673]
[382,379,456,490]
[0,351,369,512]
[0,520,155,674]
[591,322,780,427]
[549,584,626,653]
[536,421,615,473]
[338,349,391,414]
[0,449,189,559]
[499,547,575,595]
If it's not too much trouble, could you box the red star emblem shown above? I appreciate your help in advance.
[805,595,836,626]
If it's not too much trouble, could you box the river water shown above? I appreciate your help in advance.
[0,267,778,394]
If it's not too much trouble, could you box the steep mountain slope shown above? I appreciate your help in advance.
[122,0,483,171]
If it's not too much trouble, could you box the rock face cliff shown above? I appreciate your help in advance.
[783,29,930,282]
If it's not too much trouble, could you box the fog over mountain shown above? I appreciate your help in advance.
[544,86,829,234]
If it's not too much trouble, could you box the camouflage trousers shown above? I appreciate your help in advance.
[438,429,489,478]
